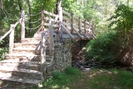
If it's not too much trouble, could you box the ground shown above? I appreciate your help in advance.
[0,68,133,89]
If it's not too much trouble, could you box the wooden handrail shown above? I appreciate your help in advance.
[0,19,20,41]
[21,10,25,42]
[61,9,94,37]
[61,24,74,39]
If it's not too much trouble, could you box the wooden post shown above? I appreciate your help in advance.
[58,1,63,40]
[41,10,45,31]
[9,24,15,54]
[58,0,63,22]
[49,21,54,55]
[84,20,86,34]
[21,10,25,42]
[40,33,46,79]
[78,17,81,33]
[71,13,73,33]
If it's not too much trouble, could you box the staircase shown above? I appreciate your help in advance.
[0,35,45,85]
[0,29,60,86]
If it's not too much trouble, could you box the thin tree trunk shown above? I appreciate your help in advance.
[55,0,60,14]
[127,0,129,5]
[27,0,32,29]
[18,0,23,11]
[0,0,3,9]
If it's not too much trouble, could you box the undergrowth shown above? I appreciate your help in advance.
[28,67,133,89]
[0,40,8,61]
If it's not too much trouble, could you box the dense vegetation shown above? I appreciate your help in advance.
[86,3,133,68]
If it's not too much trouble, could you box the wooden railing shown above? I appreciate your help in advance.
[0,10,26,54]
[0,18,23,54]
[62,9,93,39]
[35,16,59,76]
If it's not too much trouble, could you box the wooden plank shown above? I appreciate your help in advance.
[59,7,63,22]
[63,22,71,27]
[73,24,78,29]
[44,23,49,26]
[73,20,78,24]
[73,28,83,39]
[73,15,78,20]
[80,29,90,39]
[44,17,54,21]
[62,24,74,39]
[21,10,25,42]
[71,13,73,33]
[84,20,86,34]
[43,10,57,17]
[9,24,15,54]
[86,21,90,24]
[63,16,71,22]
[62,10,71,16]
[44,23,58,28]
[78,17,81,33]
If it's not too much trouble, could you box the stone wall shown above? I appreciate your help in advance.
[46,34,72,76]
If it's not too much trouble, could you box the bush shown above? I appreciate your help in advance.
[0,40,8,61]
[86,31,119,65]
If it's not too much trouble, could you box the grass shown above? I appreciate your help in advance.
[28,67,133,89]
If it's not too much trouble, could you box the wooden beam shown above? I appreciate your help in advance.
[73,28,83,39]
[84,20,86,34]
[78,17,81,33]
[9,24,15,54]
[59,7,63,22]
[0,20,19,41]
[62,10,71,16]
[71,13,73,33]
[62,24,74,39]
[21,10,25,42]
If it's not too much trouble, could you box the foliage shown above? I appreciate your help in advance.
[86,31,118,64]
[0,40,8,61]
[108,4,133,45]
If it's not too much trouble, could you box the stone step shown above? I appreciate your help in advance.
[13,48,35,51]
[0,67,42,80]
[0,61,41,71]
[0,76,42,85]
[21,38,41,43]
[13,48,36,54]
[5,54,41,61]
[14,43,38,49]
[5,54,52,62]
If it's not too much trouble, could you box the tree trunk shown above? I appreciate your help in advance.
[0,0,3,9]
[27,0,32,29]
[18,0,23,11]
[55,0,62,14]
[55,0,59,14]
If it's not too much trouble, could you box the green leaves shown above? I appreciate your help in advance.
[108,4,133,46]
[86,31,118,64]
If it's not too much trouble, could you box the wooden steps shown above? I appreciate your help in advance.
[0,77,41,85]
[0,60,43,84]
[0,37,44,85]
